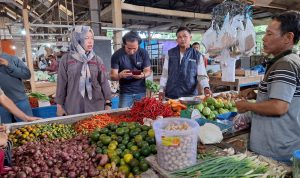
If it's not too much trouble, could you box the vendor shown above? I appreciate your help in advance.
[236,11,300,164]
[159,27,212,99]
[56,26,111,116]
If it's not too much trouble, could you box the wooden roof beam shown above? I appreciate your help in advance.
[121,2,211,20]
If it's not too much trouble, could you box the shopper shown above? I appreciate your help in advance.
[192,42,208,67]
[236,11,300,164]
[159,27,211,99]
[0,88,40,122]
[56,26,111,116]
[110,31,151,108]
[0,53,33,123]
[45,55,58,73]
[192,42,200,51]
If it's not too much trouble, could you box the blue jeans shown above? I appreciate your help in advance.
[0,99,32,123]
[119,93,146,108]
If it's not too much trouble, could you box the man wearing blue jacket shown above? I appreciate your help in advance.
[159,27,212,99]
[0,53,32,123]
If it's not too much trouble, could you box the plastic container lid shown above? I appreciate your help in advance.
[293,150,300,160]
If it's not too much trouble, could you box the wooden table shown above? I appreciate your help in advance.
[24,81,57,96]
[209,75,264,92]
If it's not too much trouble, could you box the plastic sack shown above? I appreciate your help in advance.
[220,49,237,82]
[219,13,238,49]
[202,21,221,56]
[243,17,256,55]
[232,113,251,132]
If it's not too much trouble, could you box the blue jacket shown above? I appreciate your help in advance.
[165,46,200,99]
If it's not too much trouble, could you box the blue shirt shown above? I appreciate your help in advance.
[111,48,151,94]
[0,53,31,102]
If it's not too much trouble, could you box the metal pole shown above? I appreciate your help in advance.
[58,1,62,34]
[65,0,69,26]
[71,0,75,26]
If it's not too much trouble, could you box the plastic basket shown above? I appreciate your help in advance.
[153,118,200,171]
[32,105,57,118]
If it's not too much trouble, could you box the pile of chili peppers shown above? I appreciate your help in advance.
[74,114,137,133]
[129,97,175,123]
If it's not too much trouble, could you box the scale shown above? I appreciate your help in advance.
[178,97,202,120]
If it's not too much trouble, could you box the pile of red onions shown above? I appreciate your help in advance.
[4,135,123,178]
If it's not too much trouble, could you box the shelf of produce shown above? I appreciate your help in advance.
[24,80,57,95]
[35,81,57,96]
[209,74,264,92]
[6,107,130,132]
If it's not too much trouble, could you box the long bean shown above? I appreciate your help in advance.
[171,154,268,178]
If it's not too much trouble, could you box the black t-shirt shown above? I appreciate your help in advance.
[111,48,151,94]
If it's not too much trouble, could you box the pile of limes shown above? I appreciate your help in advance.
[9,123,76,146]
[90,122,156,176]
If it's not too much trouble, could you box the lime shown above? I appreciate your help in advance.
[100,128,109,134]
[150,144,157,154]
[129,158,139,167]
[118,144,126,151]
[141,125,150,131]
[100,136,111,145]
[108,143,117,150]
[145,137,155,144]
[111,155,120,165]
[127,142,135,149]
[119,165,130,176]
[132,151,141,159]
[96,147,103,154]
[115,148,122,156]
[111,134,118,140]
[116,128,125,136]
[132,166,140,175]
[140,146,151,157]
[130,145,138,152]
[148,129,155,138]
[120,158,126,166]
[119,122,128,127]
[124,153,133,163]
[90,131,100,142]
[116,136,123,143]
[134,135,143,143]
[139,161,149,172]
[111,140,118,146]
[107,150,117,158]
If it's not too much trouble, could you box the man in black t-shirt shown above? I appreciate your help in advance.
[110,31,151,108]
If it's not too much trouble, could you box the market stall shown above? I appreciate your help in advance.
[2,92,293,178]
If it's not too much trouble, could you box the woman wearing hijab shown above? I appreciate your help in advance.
[56,26,112,116]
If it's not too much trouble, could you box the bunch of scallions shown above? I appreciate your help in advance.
[170,154,288,178]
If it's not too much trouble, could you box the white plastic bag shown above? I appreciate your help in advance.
[243,17,256,55]
[202,20,220,56]
[219,49,237,82]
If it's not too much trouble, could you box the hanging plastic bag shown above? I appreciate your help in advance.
[202,20,221,56]
[219,13,238,49]
[243,17,256,55]
[220,49,237,82]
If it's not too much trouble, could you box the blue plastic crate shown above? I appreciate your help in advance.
[195,118,232,133]
[111,96,119,109]
[32,105,57,118]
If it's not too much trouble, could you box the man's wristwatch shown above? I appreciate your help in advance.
[105,101,112,107]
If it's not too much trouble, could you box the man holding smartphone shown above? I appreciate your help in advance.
[110,31,151,108]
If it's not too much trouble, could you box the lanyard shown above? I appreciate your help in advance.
[265,50,293,73]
